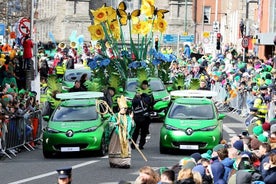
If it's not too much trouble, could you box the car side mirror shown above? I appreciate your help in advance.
[218,113,226,120]
[158,112,166,118]
[167,86,173,92]
[118,87,124,93]
[43,115,50,121]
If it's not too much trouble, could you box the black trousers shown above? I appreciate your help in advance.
[132,115,150,148]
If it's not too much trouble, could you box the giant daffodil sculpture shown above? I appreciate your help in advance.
[87,0,170,87]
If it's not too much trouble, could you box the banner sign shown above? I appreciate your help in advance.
[0,24,5,35]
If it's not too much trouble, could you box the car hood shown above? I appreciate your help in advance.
[48,119,102,131]
[62,81,74,88]
[125,91,136,99]
[165,118,218,130]
[125,90,169,100]
[152,90,170,100]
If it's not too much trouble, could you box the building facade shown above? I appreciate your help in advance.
[3,0,275,59]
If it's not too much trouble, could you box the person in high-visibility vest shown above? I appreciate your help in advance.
[253,85,269,123]
[55,58,66,78]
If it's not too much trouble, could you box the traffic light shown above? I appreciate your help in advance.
[216,33,221,50]
[155,37,159,51]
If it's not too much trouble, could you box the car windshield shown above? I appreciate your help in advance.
[126,79,165,92]
[168,103,215,120]
[52,105,98,121]
[64,71,91,82]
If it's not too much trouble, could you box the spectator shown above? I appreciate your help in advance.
[262,153,276,184]
[198,79,210,90]
[217,148,234,182]
[22,35,33,70]
[134,166,160,184]
[158,169,175,184]
[183,44,191,59]
[176,168,196,184]
[245,107,262,128]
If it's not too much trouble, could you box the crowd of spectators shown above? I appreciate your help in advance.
[119,45,276,183]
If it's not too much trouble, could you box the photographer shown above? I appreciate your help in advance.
[237,81,247,115]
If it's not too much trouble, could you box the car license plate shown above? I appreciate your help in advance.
[180,145,199,150]
[61,147,80,152]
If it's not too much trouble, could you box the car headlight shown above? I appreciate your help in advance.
[62,86,70,91]
[200,125,217,131]
[162,95,171,101]
[46,127,61,133]
[164,124,179,131]
[80,127,98,132]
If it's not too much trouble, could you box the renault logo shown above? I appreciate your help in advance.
[185,128,193,135]
[66,130,74,137]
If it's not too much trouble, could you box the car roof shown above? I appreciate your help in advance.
[56,92,104,100]
[174,97,213,105]
[126,77,161,82]
[60,99,97,107]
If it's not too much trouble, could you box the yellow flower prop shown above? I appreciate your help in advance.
[88,24,105,41]
[87,0,170,79]
[90,6,108,25]
[141,0,154,17]
[156,18,168,33]
[105,7,117,23]
[108,20,120,40]
[132,21,150,36]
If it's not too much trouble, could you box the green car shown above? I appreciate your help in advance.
[159,90,225,153]
[123,77,171,118]
[62,69,92,92]
[42,92,109,158]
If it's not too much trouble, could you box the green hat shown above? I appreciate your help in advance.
[201,150,212,160]
[257,134,268,143]
[253,125,263,136]
[19,89,26,94]
[182,161,196,169]
[234,75,240,81]
[213,144,225,152]
[265,79,272,85]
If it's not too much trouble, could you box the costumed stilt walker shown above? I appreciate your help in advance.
[108,95,135,168]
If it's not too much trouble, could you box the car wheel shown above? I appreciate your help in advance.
[97,136,108,156]
[159,141,167,154]
[43,150,52,158]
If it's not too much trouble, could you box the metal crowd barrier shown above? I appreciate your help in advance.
[211,82,250,117]
[0,110,42,159]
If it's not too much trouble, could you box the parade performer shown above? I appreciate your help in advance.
[108,95,135,168]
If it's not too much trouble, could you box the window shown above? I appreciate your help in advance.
[169,104,215,120]
[204,6,211,24]
[52,106,98,121]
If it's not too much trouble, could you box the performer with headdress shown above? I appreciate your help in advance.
[108,95,135,168]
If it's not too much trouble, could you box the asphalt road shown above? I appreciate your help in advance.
[0,112,246,184]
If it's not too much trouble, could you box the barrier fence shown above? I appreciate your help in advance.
[0,110,43,159]
[211,82,252,116]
